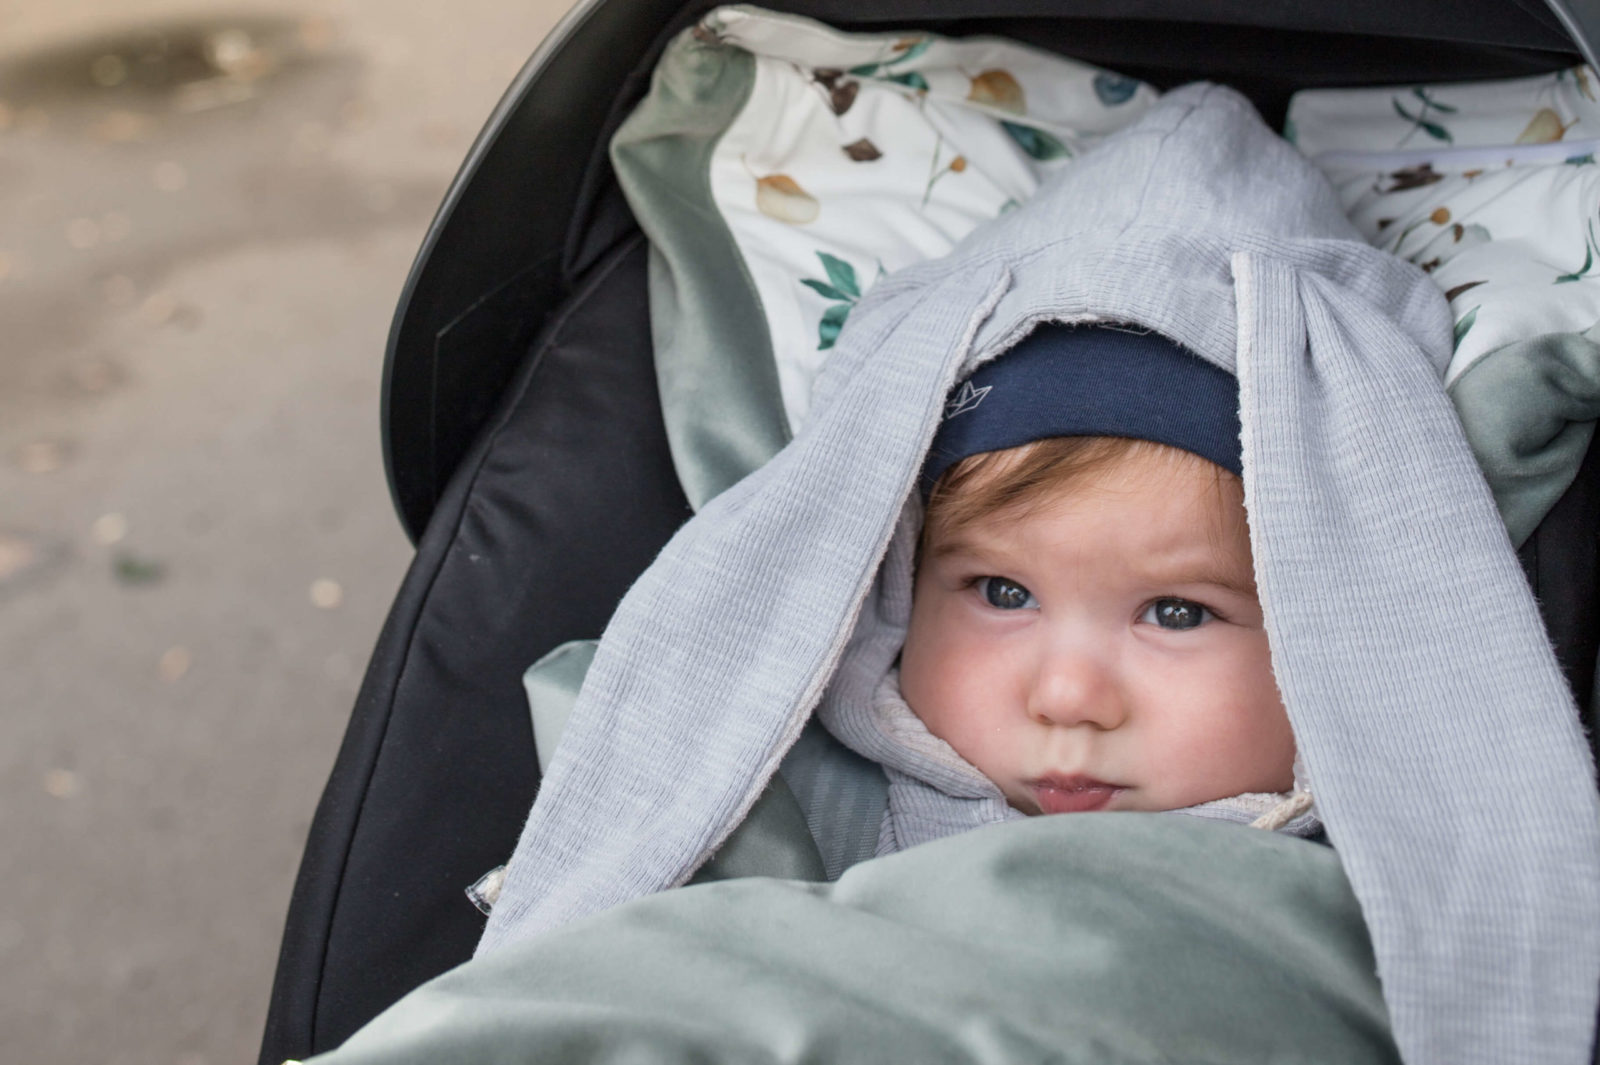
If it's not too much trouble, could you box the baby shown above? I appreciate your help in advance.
[889,321,1309,828]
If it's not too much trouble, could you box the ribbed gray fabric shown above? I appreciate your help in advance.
[480,85,1600,1065]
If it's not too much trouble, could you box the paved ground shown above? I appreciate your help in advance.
[0,2,574,1061]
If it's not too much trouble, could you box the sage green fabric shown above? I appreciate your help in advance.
[688,775,826,884]
[524,640,828,884]
[777,719,889,880]
[1448,324,1600,546]
[310,816,1395,1065]
[611,31,789,510]
[523,640,597,774]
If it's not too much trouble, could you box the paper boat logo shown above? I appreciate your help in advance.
[944,380,991,418]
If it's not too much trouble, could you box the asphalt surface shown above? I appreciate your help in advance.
[0,2,574,1061]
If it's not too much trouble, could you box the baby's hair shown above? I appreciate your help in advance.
[920,435,1240,560]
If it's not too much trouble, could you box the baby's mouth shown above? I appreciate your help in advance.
[1028,775,1125,814]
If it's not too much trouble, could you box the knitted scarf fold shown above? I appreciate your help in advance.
[479,84,1600,1065]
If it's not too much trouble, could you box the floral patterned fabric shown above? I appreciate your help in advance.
[1288,68,1600,385]
[692,5,1157,432]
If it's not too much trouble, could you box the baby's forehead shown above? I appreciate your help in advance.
[927,443,1253,574]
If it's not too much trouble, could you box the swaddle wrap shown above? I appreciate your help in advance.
[481,84,1600,1065]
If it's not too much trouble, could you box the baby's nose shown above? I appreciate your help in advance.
[1026,650,1127,730]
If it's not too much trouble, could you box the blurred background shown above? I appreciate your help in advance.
[0,1,574,1061]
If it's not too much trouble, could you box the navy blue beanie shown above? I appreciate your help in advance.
[921,324,1242,496]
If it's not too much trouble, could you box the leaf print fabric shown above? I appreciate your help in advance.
[695,5,1156,429]
[753,172,820,224]
[1289,66,1600,384]
[800,252,861,349]
[1392,87,1457,145]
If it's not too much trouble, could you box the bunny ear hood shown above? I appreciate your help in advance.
[480,84,1600,1065]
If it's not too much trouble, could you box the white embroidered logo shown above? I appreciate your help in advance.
[944,381,992,418]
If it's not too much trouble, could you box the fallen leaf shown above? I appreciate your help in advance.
[92,513,128,545]
[90,109,155,143]
[0,533,36,580]
[309,578,344,609]
[139,292,177,326]
[43,769,81,798]
[113,552,165,585]
[1429,207,1451,225]
[159,645,191,681]
[206,29,274,80]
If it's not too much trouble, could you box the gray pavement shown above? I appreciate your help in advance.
[0,2,574,1061]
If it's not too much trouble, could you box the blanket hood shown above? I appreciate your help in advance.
[480,85,1600,1065]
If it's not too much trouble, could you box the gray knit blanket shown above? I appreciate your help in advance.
[479,85,1600,1065]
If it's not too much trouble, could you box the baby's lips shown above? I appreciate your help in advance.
[1028,775,1124,814]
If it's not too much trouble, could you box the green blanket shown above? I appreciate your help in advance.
[306,816,1396,1064]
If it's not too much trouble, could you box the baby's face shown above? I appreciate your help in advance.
[901,447,1294,816]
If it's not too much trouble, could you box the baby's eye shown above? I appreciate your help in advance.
[979,577,1037,611]
[1141,598,1214,630]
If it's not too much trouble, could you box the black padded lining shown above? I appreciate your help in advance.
[259,237,691,1063]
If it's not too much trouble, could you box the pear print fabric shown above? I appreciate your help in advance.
[694,5,1156,431]
[1288,68,1600,385]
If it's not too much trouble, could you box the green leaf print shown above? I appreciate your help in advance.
[1557,222,1596,283]
[1412,87,1458,114]
[1557,244,1593,282]
[817,252,861,299]
[1001,120,1071,161]
[818,302,853,350]
[848,36,930,80]
[1452,306,1479,351]
[1393,97,1454,145]
[803,252,863,350]
[801,279,851,302]
[883,71,930,92]
[893,37,932,63]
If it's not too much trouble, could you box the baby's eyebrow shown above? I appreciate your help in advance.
[1156,559,1257,598]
